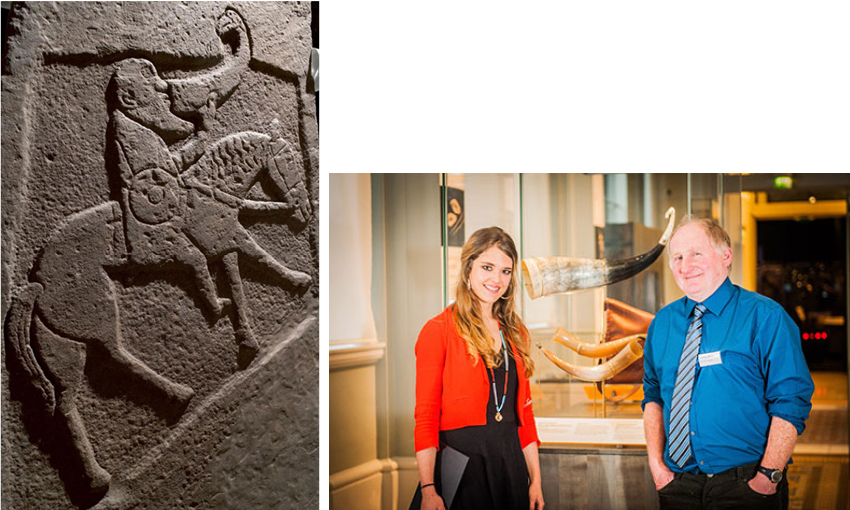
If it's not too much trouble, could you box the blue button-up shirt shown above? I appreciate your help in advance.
[642,278,814,474]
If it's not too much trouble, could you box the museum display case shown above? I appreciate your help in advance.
[439,173,744,444]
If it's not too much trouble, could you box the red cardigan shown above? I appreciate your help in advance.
[414,306,540,452]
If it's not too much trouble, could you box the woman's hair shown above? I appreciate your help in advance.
[453,227,535,378]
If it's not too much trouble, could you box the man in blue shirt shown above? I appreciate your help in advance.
[642,217,814,510]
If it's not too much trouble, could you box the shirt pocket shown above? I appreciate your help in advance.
[694,350,770,444]
[697,349,762,397]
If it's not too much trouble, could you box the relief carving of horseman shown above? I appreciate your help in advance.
[5,8,311,504]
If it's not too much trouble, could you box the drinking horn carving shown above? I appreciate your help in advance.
[522,207,675,299]
[167,8,251,121]
[540,334,645,382]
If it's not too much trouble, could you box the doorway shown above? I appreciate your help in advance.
[740,176,850,509]
[757,217,847,372]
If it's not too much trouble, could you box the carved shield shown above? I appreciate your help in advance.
[128,168,184,224]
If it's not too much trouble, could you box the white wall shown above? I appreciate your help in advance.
[329,174,377,344]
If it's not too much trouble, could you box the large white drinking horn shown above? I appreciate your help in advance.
[540,338,644,382]
[522,207,675,299]
[553,328,644,358]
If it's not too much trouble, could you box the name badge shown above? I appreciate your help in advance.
[698,351,722,367]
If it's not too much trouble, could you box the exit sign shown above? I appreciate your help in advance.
[774,176,793,189]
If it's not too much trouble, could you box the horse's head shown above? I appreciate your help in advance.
[109,59,195,142]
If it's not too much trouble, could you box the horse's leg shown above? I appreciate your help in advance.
[33,318,112,495]
[173,239,230,317]
[231,225,312,287]
[100,289,195,415]
[98,342,195,417]
[55,278,196,418]
[221,251,258,368]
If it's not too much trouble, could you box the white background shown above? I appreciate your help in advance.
[319,2,850,508]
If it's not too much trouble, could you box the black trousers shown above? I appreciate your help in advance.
[657,462,788,510]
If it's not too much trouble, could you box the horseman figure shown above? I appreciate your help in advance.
[106,7,311,356]
[108,57,228,316]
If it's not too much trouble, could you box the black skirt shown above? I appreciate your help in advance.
[439,351,530,510]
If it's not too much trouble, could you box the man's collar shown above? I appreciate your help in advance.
[685,277,734,316]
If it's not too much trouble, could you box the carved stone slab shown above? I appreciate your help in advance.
[1,2,318,509]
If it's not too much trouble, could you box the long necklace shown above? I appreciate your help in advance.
[487,330,510,422]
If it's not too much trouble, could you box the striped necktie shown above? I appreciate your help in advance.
[668,303,707,468]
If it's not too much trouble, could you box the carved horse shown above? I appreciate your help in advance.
[5,126,309,498]
[180,125,312,360]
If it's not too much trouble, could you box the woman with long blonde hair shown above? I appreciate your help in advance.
[413,227,544,510]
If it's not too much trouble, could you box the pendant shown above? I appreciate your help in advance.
[495,411,503,422]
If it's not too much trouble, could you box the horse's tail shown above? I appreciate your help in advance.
[7,282,55,415]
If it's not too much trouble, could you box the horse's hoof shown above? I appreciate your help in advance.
[212,297,232,317]
[291,271,312,288]
[88,466,111,495]
[177,384,194,405]
[235,328,259,369]
[167,384,194,419]
[235,328,258,350]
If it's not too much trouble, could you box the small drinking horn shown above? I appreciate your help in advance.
[522,207,675,299]
[552,328,644,358]
[540,338,644,382]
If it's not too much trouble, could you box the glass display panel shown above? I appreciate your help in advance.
[440,173,743,420]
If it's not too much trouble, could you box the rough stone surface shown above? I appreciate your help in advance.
[1,2,318,509]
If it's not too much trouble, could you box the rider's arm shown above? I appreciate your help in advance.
[171,129,210,172]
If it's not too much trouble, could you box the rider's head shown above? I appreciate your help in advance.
[109,58,194,140]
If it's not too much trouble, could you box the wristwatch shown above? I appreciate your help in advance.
[756,466,783,483]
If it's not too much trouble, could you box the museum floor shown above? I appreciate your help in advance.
[790,372,849,510]
[535,371,849,510]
